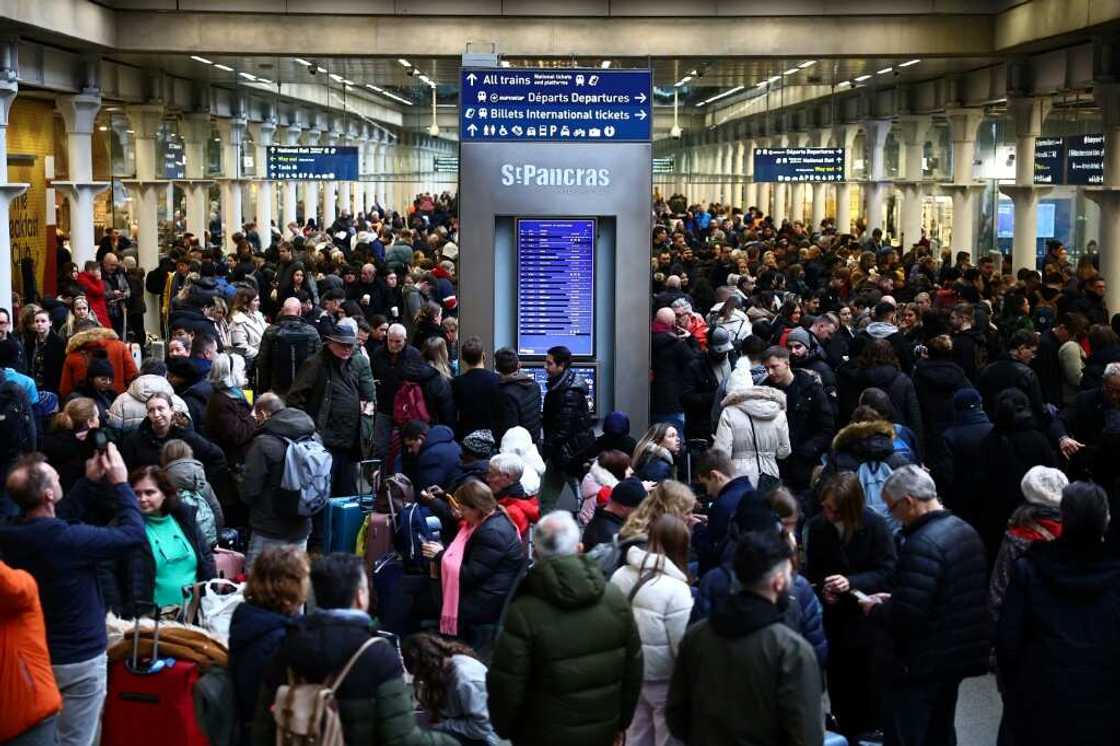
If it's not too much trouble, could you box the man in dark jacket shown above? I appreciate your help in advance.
[288,323,361,498]
[540,346,595,513]
[254,553,455,746]
[493,347,542,445]
[681,327,734,441]
[451,336,501,439]
[488,511,643,746]
[581,477,645,552]
[1054,361,1120,479]
[0,446,145,746]
[694,448,757,574]
[978,329,1048,428]
[668,529,823,745]
[400,422,461,491]
[996,482,1120,746]
[650,307,694,433]
[858,302,916,374]
[761,346,835,491]
[369,324,424,461]
[935,388,994,530]
[239,394,317,568]
[256,298,322,396]
[861,466,989,746]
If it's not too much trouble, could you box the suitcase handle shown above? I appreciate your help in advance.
[129,602,162,673]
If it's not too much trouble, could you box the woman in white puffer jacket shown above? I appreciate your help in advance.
[499,426,546,495]
[227,287,268,363]
[713,366,790,486]
[107,370,192,431]
[610,515,693,746]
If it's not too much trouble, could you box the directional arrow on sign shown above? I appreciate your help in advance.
[636,110,648,120]
[466,73,478,85]
[636,93,647,103]
[467,124,478,135]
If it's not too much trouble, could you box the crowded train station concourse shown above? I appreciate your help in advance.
[2,1,1120,745]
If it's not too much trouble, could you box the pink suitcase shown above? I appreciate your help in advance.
[213,547,245,581]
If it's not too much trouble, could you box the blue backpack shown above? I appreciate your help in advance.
[858,461,900,533]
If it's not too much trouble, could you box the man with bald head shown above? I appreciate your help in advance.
[256,296,323,396]
[369,322,424,461]
[651,306,696,434]
[653,273,691,311]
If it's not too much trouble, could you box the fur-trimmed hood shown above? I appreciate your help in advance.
[65,326,120,355]
[721,385,786,419]
[831,419,895,454]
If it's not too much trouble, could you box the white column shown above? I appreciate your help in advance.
[788,133,809,224]
[125,103,165,334]
[895,115,932,248]
[0,60,29,313]
[281,124,301,229]
[862,118,892,235]
[1000,97,1052,273]
[772,135,790,226]
[178,112,213,243]
[301,128,321,227]
[1086,82,1120,312]
[942,107,986,256]
[55,92,109,266]
[322,130,339,224]
[216,116,247,251]
[249,119,276,249]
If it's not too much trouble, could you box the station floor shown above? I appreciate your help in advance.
[956,674,1001,745]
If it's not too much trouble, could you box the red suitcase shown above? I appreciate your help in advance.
[102,607,210,746]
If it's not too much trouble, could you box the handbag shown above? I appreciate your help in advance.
[747,414,782,497]
[181,578,244,643]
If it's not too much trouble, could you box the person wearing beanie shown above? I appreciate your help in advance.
[65,350,115,424]
[682,326,737,440]
[988,466,1067,635]
[937,386,994,532]
[582,477,646,552]
[786,325,837,403]
[449,429,496,491]
[585,411,637,462]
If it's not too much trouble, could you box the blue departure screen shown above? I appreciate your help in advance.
[266,146,359,181]
[525,365,597,415]
[517,219,595,357]
[753,147,845,183]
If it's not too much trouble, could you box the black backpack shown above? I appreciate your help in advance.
[271,323,315,393]
[0,376,36,470]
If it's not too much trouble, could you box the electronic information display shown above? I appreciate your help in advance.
[753,147,845,183]
[1065,134,1104,185]
[516,219,595,357]
[524,364,597,415]
[997,201,1056,239]
[1033,137,1064,185]
[266,146,359,181]
[162,140,185,179]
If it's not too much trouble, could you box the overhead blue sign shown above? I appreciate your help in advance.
[266,146,359,181]
[460,68,652,143]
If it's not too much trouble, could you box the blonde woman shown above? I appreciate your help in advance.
[228,287,267,364]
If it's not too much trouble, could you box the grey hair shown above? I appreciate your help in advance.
[533,510,581,560]
[882,465,938,503]
[208,352,246,390]
[1103,362,1120,383]
[387,323,407,339]
[489,453,524,481]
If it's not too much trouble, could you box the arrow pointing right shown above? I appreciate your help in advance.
[636,110,648,120]
[466,73,478,85]
[636,93,648,103]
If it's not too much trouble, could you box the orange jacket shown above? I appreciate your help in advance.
[58,327,138,399]
[0,561,62,741]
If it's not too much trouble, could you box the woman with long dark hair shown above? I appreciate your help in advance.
[631,423,681,483]
[401,632,498,745]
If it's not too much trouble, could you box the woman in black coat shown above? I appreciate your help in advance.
[425,479,524,654]
[23,307,66,394]
[805,471,897,739]
[997,482,1120,746]
[978,388,1057,565]
[912,335,971,456]
[836,338,922,440]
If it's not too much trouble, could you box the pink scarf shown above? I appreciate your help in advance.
[439,520,479,636]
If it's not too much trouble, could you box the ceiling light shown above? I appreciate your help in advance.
[342,79,354,86]
[877,66,893,75]
[854,74,871,82]
[98,125,108,131]
[126,129,135,134]
[365,83,379,90]
[899,59,921,67]
[329,73,343,82]
[190,56,212,65]
[500,60,511,68]
[757,81,769,88]
[768,75,781,84]
[398,59,412,68]
[783,67,799,76]
[798,60,816,69]
[239,72,256,80]
[837,80,852,88]
[105,106,119,112]
[294,58,312,66]
[214,137,221,142]
[689,69,698,76]
[213,64,233,72]
[600,60,612,69]
[697,85,745,107]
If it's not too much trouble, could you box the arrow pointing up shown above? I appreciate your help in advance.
[636,93,647,103]
[466,73,478,85]
[467,123,478,135]
[636,110,648,120]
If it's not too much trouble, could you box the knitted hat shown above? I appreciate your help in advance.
[87,351,114,380]
[461,429,496,458]
[952,387,983,411]
[1020,466,1068,509]
[602,411,630,437]
[610,478,646,508]
[786,327,812,349]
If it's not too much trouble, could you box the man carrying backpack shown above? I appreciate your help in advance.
[240,393,319,568]
[254,553,456,746]
[256,298,322,396]
[370,324,424,462]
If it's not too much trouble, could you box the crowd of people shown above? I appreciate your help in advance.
[0,187,1118,746]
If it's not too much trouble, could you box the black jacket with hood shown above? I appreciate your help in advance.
[239,407,317,541]
[495,372,543,445]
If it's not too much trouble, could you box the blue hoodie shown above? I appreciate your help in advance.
[398,425,461,490]
[229,602,294,746]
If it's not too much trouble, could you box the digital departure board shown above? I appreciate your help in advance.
[1065,134,1104,185]
[753,147,845,183]
[1033,137,1064,185]
[162,140,185,179]
[516,218,595,357]
[524,364,597,415]
[266,146,359,181]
